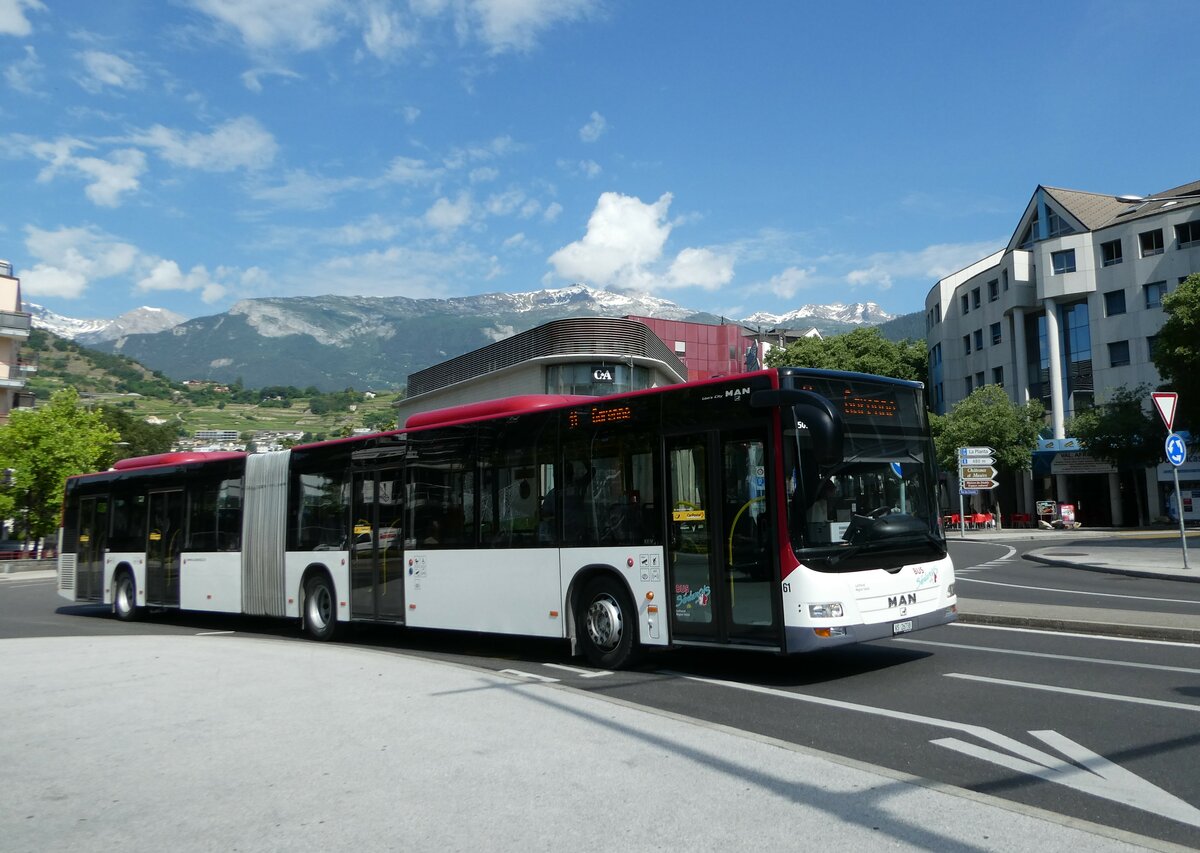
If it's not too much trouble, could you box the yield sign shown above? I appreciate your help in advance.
[1152,391,1178,431]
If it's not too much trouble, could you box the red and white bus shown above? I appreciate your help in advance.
[57,368,956,668]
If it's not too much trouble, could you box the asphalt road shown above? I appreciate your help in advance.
[2,566,1199,850]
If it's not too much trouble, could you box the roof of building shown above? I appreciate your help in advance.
[1043,179,1200,232]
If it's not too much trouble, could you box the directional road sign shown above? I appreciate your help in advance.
[960,478,999,490]
[1165,432,1187,467]
[959,465,998,480]
[958,456,995,467]
[959,446,996,457]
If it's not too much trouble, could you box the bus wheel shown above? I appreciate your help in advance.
[578,576,636,669]
[113,571,141,622]
[303,574,337,641]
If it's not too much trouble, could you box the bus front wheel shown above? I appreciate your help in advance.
[113,571,141,622]
[303,573,337,641]
[577,576,637,669]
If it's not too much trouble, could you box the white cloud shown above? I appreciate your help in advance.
[20,264,88,298]
[469,166,499,183]
[384,155,443,184]
[77,51,144,93]
[484,188,527,216]
[579,159,601,178]
[29,138,146,207]
[360,1,419,58]
[21,225,139,298]
[667,247,734,291]
[188,0,344,52]
[424,192,473,231]
[240,66,302,93]
[542,201,562,222]
[4,44,41,93]
[579,110,606,142]
[469,0,597,53]
[136,259,227,304]
[132,116,278,171]
[402,105,421,124]
[249,169,364,209]
[0,0,45,37]
[844,240,1001,291]
[760,266,817,299]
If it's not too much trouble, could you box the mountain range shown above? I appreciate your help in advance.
[30,285,903,391]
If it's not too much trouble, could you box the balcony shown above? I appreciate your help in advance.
[13,391,36,409]
[0,311,32,337]
[0,362,29,388]
[17,354,37,376]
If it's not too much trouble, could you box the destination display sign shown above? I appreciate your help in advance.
[959,465,997,480]
[960,478,998,490]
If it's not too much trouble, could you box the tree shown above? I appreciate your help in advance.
[0,388,121,543]
[930,386,1044,507]
[765,327,928,383]
[1066,384,1162,524]
[1153,272,1200,431]
[97,406,178,460]
[362,410,396,432]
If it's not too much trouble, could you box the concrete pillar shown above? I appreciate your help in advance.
[1045,303,1066,439]
[1022,470,1035,515]
[1012,307,1029,404]
[1108,472,1123,527]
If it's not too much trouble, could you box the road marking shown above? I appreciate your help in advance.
[895,637,1200,674]
[944,672,1200,714]
[499,669,560,683]
[671,671,1200,828]
[958,576,1200,606]
[196,630,236,636]
[932,729,1200,829]
[542,663,612,678]
[952,622,1200,648]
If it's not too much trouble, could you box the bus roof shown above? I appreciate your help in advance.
[110,451,247,471]
[404,394,597,429]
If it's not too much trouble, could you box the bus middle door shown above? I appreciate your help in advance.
[145,489,184,607]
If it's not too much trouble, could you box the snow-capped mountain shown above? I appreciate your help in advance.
[741,302,893,327]
[28,303,187,344]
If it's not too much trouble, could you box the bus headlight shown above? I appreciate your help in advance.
[808,602,844,619]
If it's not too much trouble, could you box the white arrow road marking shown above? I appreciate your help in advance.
[932,730,1200,829]
[671,672,1200,829]
[542,663,613,678]
[499,669,559,682]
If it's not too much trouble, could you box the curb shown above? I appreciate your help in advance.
[1024,554,1200,584]
[956,611,1200,644]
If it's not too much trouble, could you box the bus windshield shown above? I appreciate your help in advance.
[781,375,945,571]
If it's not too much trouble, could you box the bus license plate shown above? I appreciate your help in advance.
[892,620,913,635]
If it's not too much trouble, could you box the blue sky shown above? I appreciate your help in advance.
[2,0,1198,324]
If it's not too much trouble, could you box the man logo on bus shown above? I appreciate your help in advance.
[888,592,917,608]
[724,386,750,400]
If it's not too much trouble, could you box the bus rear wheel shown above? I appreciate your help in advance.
[577,576,637,669]
[303,573,337,641]
[113,571,141,622]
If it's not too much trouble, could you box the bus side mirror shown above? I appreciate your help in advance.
[751,389,845,461]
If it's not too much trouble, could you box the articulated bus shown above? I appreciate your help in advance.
[57,368,956,668]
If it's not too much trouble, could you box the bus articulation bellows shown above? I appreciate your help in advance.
[57,368,956,668]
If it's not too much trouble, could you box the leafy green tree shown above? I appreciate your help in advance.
[766,327,927,383]
[1066,384,1162,524]
[0,388,121,542]
[362,410,396,432]
[1153,272,1200,431]
[930,386,1043,507]
[97,406,178,460]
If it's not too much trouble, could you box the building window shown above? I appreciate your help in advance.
[1147,335,1159,360]
[963,334,971,355]
[674,340,686,354]
[965,376,973,395]
[987,279,998,302]
[1100,239,1123,267]
[973,329,983,351]
[1108,340,1130,367]
[934,303,941,323]
[992,366,1004,387]
[1103,289,1126,316]
[990,322,1002,345]
[961,294,969,315]
[1051,249,1076,274]
[971,287,981,309]
[1046,208,1074,237]
[1139,229,1164,257]
[1144,281,1167,308]
[975,371,985,389]
[1002,270,1009,291]
[1176,221,1200,248]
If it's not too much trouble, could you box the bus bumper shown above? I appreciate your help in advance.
[784,605,957,653]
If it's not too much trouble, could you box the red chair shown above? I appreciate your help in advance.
[971,513,987,529]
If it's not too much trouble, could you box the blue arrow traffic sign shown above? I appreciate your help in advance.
[1165,433,1187,467]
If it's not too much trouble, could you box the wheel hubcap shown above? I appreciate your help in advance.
[309,586,331,629]
[586,594,623,651]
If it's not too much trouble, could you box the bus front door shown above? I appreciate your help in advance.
[666,430,779,648]
[349,469,406,623]
[145,489,184,607]
[77,495,108,602]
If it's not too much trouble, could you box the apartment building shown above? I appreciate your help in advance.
[0,261,35,423]
[925,180,1200,526]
